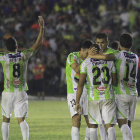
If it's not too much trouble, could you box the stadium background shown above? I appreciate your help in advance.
[0,0,140,97]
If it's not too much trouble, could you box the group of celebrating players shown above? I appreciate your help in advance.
[66,33,138,140]
[0,15,138,140]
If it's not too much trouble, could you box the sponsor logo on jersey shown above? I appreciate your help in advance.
[123,52,136,59]
[97,86,106,94]
[12,78,21,88]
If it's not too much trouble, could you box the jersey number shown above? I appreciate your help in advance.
[92,66,110,85]
[13,63,20,78]
[123,63,136,81]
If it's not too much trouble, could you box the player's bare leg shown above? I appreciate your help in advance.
[117,119,132,140]
[2,116,10,140]
[88,124,98,140]
[105,124,116,140]
[71,114,81,140]
[17,117,29,140]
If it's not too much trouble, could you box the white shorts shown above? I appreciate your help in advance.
[1,91,28,118]
[67,92,88,118]
[115,94,137,121]
[88,99,116,124]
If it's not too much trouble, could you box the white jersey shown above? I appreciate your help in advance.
[80,58,116,101]
[0,49,33,92]
[114,50,139,96]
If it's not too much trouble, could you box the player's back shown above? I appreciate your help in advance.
[81,58,116,101]
[115,50,138,95]
[0,49,33,92]
[66,52,82,94]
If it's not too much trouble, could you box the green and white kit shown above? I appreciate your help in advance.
[1,48,33,118]
[66,52,88,117]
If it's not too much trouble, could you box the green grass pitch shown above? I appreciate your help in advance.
[0,100,140,140]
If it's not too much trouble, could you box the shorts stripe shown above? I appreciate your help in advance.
[1,106,6,116]
[109,116,115,124]
[117,108,127,119]
[88,112,98,124]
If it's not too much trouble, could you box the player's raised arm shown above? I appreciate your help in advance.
[32,16,44,51]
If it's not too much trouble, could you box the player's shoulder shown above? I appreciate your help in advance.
[120,50,137,58]
[81,58,92,66]
[106,47,119,54]
[67,51,79,61]
[67,51,79,57]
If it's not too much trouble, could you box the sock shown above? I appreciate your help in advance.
[130,128,133,140]
[85,127,90,140]
[90,128,98,140]
[107,127,116,140]
[120,124,132,140]
[20,120,29,140]
[71,126,80,140]
[99,124,108,140]
[2,122,9,140]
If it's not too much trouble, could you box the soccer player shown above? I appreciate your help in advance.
[66,40,93,140]
[76,43,117,140]
[94,33,118,140]
[1,16,44,140]
[89,33,138,140]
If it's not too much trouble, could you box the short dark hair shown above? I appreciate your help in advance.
[110,41,119,50]
[120,33,132,49]
[81,39,93,49]
[95,33,108,41]
[91,43,101,53]
[4,37,17,52]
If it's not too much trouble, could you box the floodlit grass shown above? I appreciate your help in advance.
[0,100,140,140]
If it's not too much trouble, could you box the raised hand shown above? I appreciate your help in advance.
[38,16,44,28]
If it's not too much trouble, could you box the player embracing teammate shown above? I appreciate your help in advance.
[80,33,138,140]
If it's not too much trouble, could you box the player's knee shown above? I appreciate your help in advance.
[89,124,98,128]
[117,119,127,128]
[72,114,81,127]
[17,117,25,124]
[3,116,10,123]
[105,124,115,130]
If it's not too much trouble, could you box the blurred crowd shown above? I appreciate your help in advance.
[0,0,140,96]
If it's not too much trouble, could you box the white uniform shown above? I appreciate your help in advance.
[0,49,33,118]
[80,58,116,124]
[114,50,138,121]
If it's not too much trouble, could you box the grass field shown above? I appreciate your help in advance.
[0,100,140,140]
